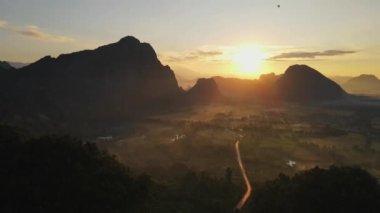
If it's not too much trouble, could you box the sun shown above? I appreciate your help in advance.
[231,45,266,76]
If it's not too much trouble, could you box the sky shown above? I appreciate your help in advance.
[0,0,379,80]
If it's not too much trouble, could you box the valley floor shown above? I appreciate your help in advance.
[97,102,380,183]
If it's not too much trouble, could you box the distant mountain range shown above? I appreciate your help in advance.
[213,65,347,102]
[342,75,380,95]
[212,73,279,102]
[0,36,356,132]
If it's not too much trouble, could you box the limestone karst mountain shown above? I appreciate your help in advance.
[0,36,182,123]
[276,65,347,101]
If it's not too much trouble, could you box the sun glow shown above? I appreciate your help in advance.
[231,45,266,76]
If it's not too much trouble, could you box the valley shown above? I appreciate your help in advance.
[2,1,380,212]
[97,103,380,183]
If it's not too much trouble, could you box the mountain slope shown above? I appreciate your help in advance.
[330,76,353,85]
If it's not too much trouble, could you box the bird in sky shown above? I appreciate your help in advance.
[277,4,280,8]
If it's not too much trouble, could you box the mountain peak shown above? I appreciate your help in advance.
[356,74,379,81]
[276,65,346,101]
[0,61,14,71]
[118,36,141,45]
[39,55,55,62]
[284,64,321,76]
[187,78,222,103]
[287,64,311,70]
[190,78,221,94]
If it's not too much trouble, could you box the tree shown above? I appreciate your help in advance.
[250,166,380,213]
[0,126,152,213]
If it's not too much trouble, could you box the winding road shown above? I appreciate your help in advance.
[234,140,252,211]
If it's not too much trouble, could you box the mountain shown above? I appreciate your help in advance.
[8,61,30,69]
[0,36,182,127]
[0,61,15,72]
[186,78,223,103]
[214,65,347,102]
[212,73,279,102]
[343,74,380,95]
[212,76,257,100]
[0,61,30,69]
[275,65,347,101]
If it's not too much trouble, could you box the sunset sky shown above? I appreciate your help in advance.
[0,0,379,80]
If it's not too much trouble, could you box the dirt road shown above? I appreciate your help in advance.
[235,140,252,211]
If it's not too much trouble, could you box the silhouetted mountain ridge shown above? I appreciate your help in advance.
[0,61,15,72]
[213,65,347,102]
[276,65,347,101]
[212,73,279,101]
[0,37,352,134]
[0,36,181,128]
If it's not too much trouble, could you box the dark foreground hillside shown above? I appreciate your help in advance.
[0,125,240,213]
[1,125,379,213]
[250,166,380,213]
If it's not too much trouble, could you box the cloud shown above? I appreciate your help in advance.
[165,55,200,63]
[0,19,74,42]
[14,25,74,42]
[194,50,223,57]
[0,19,7,28]
[269,50,357,60]
[162,49,223,62]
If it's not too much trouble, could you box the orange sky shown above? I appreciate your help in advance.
[0,0,379,80]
